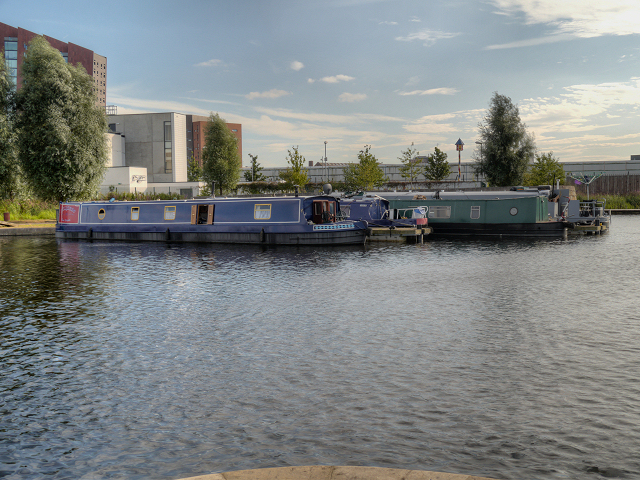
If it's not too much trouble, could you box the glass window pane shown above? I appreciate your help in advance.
[6,59,17,67]
[5,51,17,60]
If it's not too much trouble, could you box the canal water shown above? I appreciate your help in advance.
[1,217,640,480]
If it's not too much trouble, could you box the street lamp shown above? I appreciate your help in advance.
[475,141,483,162]
[455,138,464,182]
[324,141,328,183]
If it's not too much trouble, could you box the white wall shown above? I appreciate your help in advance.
[101,166,147,194]
[172,113,187,182]
[106,133,125,167]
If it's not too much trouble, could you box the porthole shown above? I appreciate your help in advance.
[98,208,106,220]
[509,207,518,216]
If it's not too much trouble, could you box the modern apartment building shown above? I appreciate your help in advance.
[0,21,107,107]
[107,112,243,184]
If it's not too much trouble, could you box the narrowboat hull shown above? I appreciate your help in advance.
[55,226,367,245]
[56,196,368,246]
[418,221,567,237]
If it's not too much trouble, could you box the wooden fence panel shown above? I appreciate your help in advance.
[567,174,640,196]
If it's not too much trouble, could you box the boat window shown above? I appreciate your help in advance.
[164,206,176,221]
[470,206,480,219]
[428,206,451,219]
[131,207,139,221]
[255,204,271,220]
[98,208,106,220]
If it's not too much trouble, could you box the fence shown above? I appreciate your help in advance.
[568,174,640,196]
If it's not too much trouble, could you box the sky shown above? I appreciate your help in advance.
[4,0,640,168]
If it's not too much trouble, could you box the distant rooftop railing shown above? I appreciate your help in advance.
[105,105,117,115]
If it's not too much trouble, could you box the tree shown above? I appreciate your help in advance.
[187,154,203,182]
[398,143,420,187]
[423,146,451,181]
[0,55,19,199]
[474,92,536,186]
[343,145,388,191]
[524,151,565,186]
[15,36,108,202]
[201,112,241,195]
[244,153,266,182]
[279,146,309,191]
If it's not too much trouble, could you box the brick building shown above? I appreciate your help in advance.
[0,21,107,107]
[188,115,242,168]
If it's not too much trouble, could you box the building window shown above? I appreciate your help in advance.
[4,38,18,87]
[470,206,480,219]
[164,121,172,174]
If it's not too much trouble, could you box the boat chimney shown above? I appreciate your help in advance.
[211,181,216,198]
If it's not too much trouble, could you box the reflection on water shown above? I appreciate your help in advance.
[2,218,640,480]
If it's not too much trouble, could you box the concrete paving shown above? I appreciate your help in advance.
[173,466,499,480]
[0,224,55,236]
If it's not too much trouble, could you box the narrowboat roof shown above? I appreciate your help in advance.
[63,195,340,205]
[363,190,549,201]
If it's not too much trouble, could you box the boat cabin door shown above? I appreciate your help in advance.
[312,200,336,224]
[191,204,214,225]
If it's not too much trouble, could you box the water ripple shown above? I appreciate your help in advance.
[1,219,640,479]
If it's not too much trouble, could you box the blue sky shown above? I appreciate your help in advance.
[4,0,640,167]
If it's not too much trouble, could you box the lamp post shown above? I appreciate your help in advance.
[475,141,483,182]
[455,138,464,182]
[324,141,328,183]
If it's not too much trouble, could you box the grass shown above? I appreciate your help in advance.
[577,193,640,209]
[0,199,58,221]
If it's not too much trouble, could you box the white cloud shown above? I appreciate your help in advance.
[290,61,304,71]
[339,92,368,102]
[395,29,460,46]
[307,78,315,84]
[379,21,398,25]
[405,76,420,87]
[398,88,459,96]
[194,59,223,67]
[486,34,575,50]
[245,89,291,100]
[409,16,421,22]
[320,74,356,83]
[488,0,640,38]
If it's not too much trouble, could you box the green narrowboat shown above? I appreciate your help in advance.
[377,191,568,237]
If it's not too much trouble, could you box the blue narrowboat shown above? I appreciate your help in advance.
[56,195,369,245]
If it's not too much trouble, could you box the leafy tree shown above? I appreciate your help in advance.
[187,154,202,181]
[474,92,536,186]
[423,146,451,181]
[202,112,241,195]
[279,146,309,191]
[244,153,266,182]
[0,55,19,199]
[343,145,388,191]
[524,151,565,186]
[15,36,108,202]
[398,143,420,187]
